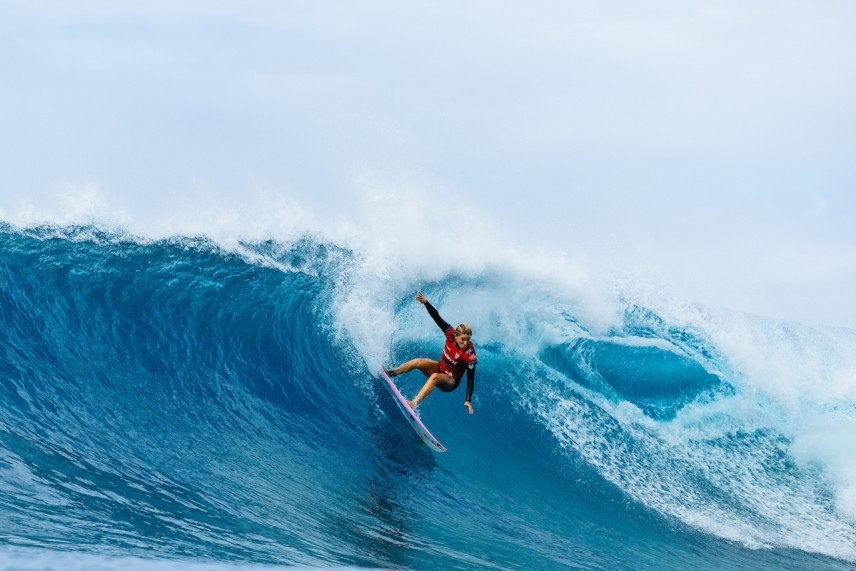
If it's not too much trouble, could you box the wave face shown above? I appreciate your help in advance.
[2,224,856,571]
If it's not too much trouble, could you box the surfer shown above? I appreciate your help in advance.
[384,292,478,414]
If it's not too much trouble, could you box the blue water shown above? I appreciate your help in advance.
[1,223,855,570]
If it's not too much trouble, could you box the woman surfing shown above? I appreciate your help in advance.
[384,292,478,414]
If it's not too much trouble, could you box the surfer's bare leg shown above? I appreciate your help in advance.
[408,373,455,408]
[387,358,439,378]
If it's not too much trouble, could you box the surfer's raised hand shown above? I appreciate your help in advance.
[464,400,474,415]
[415,291,427,305]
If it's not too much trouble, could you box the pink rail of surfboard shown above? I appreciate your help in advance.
[380,368,447,453]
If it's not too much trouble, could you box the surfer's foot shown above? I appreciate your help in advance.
[406,400,418,409]
[383,364,397,377]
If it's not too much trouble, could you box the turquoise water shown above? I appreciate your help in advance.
[1,224,854,570]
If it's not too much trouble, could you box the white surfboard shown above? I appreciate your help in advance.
[380,367,447,453]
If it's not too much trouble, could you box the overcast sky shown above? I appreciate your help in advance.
[1,1,855,327]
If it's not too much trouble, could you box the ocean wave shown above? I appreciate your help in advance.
[1,223,855,570]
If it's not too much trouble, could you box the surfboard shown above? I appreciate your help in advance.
[379,367,447,453]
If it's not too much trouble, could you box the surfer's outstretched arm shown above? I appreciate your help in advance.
[415,291,452,332]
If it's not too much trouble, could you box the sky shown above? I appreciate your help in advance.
[1,1,855,328]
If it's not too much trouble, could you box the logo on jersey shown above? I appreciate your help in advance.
[443,348,462,364]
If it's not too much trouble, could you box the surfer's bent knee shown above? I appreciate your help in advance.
[428,372,456,391]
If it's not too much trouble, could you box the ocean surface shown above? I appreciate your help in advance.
[1,223,855,570]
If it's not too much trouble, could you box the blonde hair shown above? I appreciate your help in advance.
[455,323,473,337]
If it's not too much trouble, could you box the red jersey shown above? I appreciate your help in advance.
[437,327,478,381]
